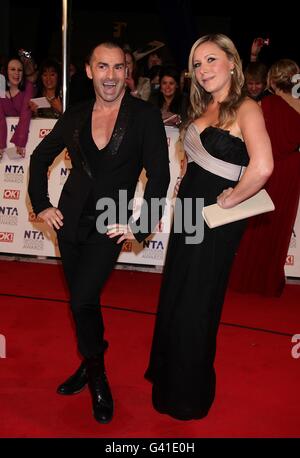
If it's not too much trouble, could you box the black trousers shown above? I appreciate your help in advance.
[58,220,123,359]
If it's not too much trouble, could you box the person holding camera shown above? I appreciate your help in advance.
[18,49,39,84]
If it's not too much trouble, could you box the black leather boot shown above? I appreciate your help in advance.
[57,341,109,396]
[86,354,113,424]
[57,360,88,395]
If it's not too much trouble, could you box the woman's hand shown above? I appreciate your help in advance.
[50,97,63,114]
[28,100,38,114]
[174,176,183,196]
[217,187,234,208]
[250,38,265,61]
[37,207,64,230]
[162,111,181,126]
[106,224,135,244]
[16,146,26,158]
[22,57,38,83]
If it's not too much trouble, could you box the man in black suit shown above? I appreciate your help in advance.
[28,42,170,424]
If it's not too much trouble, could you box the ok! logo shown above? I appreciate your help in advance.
[3,189,20,200]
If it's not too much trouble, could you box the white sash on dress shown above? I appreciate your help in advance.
[184,123,246,182]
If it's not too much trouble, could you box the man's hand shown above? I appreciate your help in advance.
[37,207,64,230]
[106,224,135,244]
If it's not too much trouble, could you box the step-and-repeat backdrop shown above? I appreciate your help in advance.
[1,117,299,276]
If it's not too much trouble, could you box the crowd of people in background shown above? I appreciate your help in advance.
[0,36,298,146]
[0,35,284,156]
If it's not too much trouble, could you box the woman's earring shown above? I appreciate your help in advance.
[230,69,234,75]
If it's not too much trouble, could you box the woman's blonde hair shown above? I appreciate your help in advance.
[267,59,299,93]
[186,33,245,130]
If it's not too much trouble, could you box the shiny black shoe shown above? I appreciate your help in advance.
[86,356,114,424]
[57,360,88,395]
[56,341,109,396]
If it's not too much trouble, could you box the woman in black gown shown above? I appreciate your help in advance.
[145,34,274,421]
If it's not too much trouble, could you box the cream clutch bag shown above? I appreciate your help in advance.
[202,189,275,229]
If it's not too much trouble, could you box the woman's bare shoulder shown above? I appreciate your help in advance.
[237,97,263,123]
[239,96,261,111]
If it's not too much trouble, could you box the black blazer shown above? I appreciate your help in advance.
[28,92,170,242]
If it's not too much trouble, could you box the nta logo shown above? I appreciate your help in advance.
[4,165,24,174]
[24,230,44,240]
[0,206,18,216]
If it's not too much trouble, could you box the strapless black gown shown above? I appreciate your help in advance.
[145,126,249,420]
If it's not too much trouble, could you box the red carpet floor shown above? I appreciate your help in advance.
[0,259,300,438]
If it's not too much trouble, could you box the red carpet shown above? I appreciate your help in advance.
[0,259,300,437]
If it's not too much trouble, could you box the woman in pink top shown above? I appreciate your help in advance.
[0,57,34,159]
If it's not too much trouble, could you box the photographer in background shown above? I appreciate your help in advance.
[250,37,270,63]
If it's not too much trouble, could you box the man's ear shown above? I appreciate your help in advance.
[86,63,92,80]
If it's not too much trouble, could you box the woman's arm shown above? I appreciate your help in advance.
[217,98,273,208]
[0,99,8,151]
[10,80,34,153]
